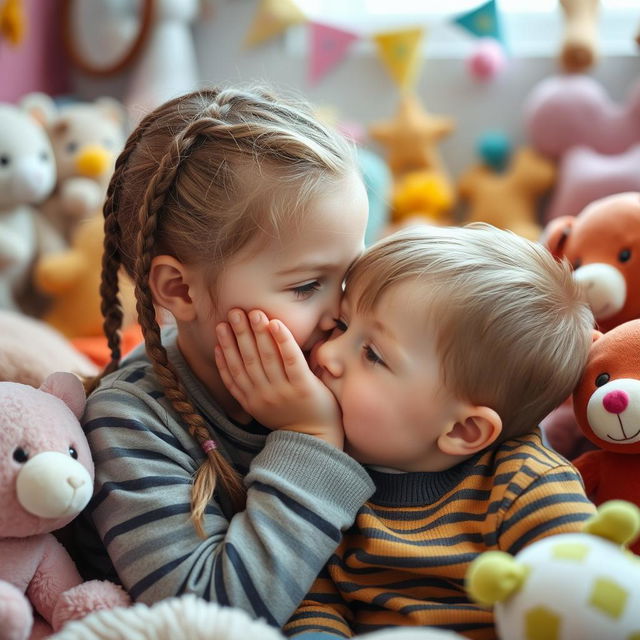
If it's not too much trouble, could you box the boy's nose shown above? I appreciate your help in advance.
[315,339,343,378]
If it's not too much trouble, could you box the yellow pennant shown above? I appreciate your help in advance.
[373,27,425,91]
[244,0,307,48]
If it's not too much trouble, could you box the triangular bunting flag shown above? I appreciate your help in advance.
[454,0,502,42]
[373,27,425,92]
[308,22,359,85]
[244,0,307,49]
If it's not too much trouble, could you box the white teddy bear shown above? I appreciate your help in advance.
[0,101,59,311]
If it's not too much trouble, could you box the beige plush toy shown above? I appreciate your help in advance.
[559,0,600,73]
[34,214,138,352]
[458,147,556,241]
[20,93,127,243]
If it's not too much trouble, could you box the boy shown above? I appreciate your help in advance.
[215,224,596,640]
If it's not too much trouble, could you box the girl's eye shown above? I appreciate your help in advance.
[292,281,320,299]
[363,345,385,366]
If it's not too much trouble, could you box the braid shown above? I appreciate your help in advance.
[84,115,153,395]
[134,119,246,536]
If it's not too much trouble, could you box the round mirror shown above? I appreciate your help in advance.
[61,0,154,76]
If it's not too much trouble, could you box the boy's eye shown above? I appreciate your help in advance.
[333,318,348,332]
[363,345,385,367]
[292,281,320,299]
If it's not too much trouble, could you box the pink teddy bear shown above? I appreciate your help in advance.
[0,372,129,640]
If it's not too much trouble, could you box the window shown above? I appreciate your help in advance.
[290,0,640,57]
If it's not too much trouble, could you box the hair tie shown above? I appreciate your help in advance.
[201,439,217,454]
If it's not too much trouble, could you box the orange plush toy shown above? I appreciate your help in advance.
[544,192,640,333]
[572,319,640,554]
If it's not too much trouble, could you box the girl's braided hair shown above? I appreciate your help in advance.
[87,87,356,537]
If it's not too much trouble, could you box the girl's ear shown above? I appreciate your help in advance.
[437,406,502,457]
[149,255,197,322]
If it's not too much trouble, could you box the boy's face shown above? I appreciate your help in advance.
[311,281,465,472]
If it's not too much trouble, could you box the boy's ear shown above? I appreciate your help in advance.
[437,406,502,457]
[149,255,196,322]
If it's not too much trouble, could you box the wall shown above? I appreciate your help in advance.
[71,1,640,180]
[0,0,70,102]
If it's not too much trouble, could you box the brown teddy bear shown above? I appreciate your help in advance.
[572,319,640,554]
[21,93,127,243]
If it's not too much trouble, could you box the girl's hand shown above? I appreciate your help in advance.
[215,309,344,449]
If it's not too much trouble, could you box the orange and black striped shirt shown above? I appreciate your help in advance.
[285,429,595,639]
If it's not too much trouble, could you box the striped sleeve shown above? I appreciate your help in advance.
[497,462,596,555]
[81,383,375,626]
[285,566,353,638]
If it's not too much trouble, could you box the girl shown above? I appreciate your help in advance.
[74,86,374,626]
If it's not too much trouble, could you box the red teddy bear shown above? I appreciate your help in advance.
[572,319,640,554]
[544,191,640,333]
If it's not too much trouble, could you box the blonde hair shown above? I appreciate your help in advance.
[346,223,595,441]
[89,86,356,536]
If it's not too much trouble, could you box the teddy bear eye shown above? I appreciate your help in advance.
[0,153,10,167]
[618,249,632,263]
[13,447,29,463]
[68,447,78,459]
[66,141,78,154]
[595,373,610,387]
[39,150,49,162]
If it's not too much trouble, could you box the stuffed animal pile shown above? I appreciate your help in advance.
[0,372,129,638]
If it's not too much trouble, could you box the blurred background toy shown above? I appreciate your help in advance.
[458,146,555,241]
[0,310,97,387]
[0,372,129,639]
[467,38,507,82]
[572,320,640,554]
[467,500,640,640]
[34,214,140,367]
[21,92,127,243]
[558,0,600,73]
[0,100,60,312]
[524,74,640,160]
[369,93,455,179]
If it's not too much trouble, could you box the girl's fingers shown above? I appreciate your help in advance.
[248,310,286,384]
[226,309,270,387]
[214,342,246,406]
[268,319,311,385]
[215,321,258,397]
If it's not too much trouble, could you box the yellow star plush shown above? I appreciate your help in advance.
[369,93,455,178]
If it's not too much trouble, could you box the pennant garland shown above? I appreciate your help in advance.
[454,0,503,43]
[244,0,306,48]
[0,0,25,46]
[243,0,508,88]
[308,22,359,86]
[373,28,425,92]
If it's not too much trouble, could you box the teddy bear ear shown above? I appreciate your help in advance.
[94,96,128,128]
[19,91,58,127]
[542,215,576,258]
[39,371,87,419]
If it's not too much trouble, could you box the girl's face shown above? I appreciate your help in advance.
[179,169,368,415]
[214,170,369,355]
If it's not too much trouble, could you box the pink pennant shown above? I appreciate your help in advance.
[309,22,359,86]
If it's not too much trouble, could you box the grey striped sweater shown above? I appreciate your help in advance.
[73,327,375,626]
